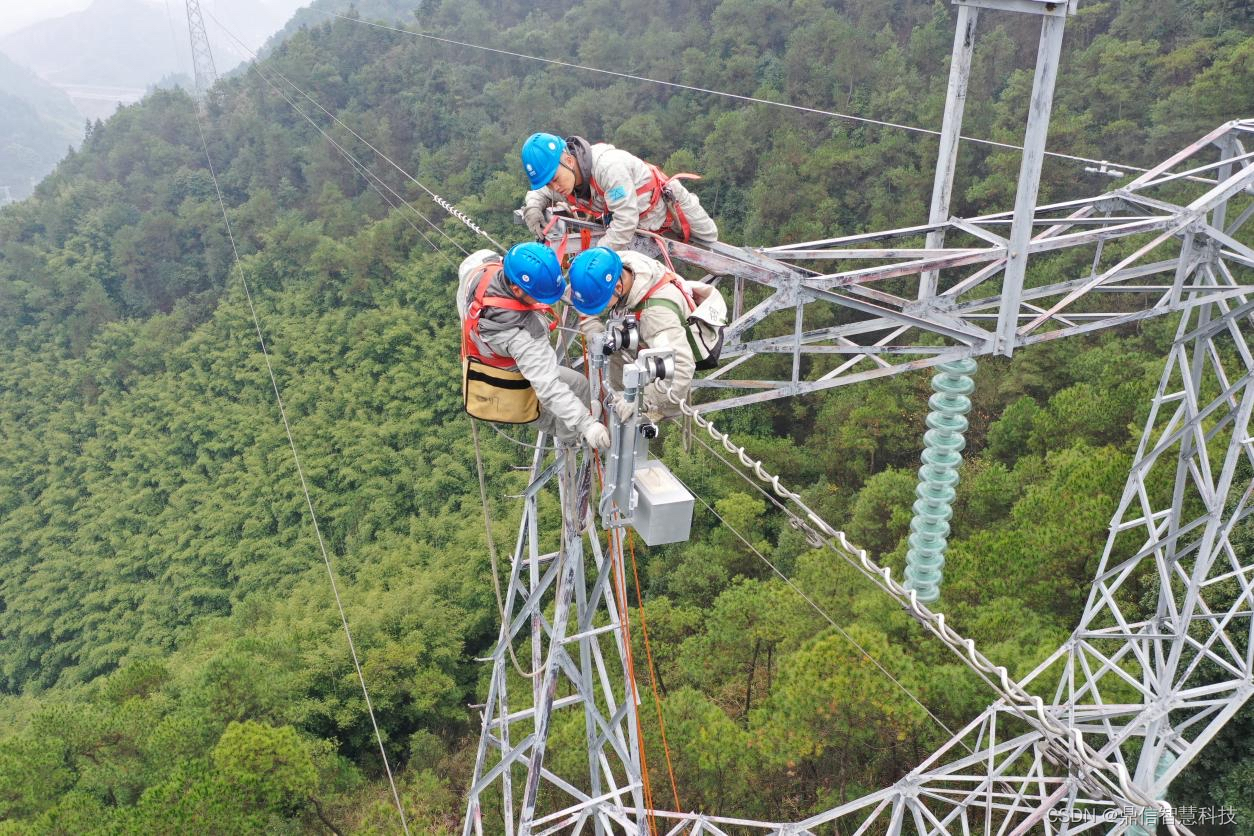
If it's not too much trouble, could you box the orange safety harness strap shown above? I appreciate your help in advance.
[565,163,701,243]
[461,262,555,370]
[634,271,695,318]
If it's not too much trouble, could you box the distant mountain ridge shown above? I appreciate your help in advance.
[0,52,83,200]
[0,0,308,90]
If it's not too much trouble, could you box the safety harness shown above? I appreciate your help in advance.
[461,262,556,368]
[461,262,556,423]
[566,163,701,242]
[632,272,725,371]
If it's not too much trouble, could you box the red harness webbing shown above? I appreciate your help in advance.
[564,162,701,242]
[634,271,695,320]
[461,262,555,369]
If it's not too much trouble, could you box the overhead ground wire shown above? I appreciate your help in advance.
[311,8,1157,177]
[234,50,468,263]
[665,457,964,747]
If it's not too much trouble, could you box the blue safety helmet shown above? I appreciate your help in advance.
[502,242,565,304]
[521,132,567,190]
[568,247,623,316]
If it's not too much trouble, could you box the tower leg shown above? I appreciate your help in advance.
[463,444,648,836]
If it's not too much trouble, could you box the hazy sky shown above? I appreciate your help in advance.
[0,0,309,38]
[0,1,96,36]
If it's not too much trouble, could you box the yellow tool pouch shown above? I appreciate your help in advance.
[462,357,541,424]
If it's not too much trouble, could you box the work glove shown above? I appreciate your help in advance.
[609,393,636,423]
[582,422,611,452]
[523,206,547,238]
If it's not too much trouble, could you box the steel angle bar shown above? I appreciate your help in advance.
[729,344,952,356]
[1123,122,1240,190]
[1204,224,1254,264]
[529,784,644,830]
[1225,200,1254,236]
[1149,686,1254,794]
[974,213,1169,226]
[488,695,583,730]
[469,734,538,797]
[817,326,915,378]
[808,248,1006,289]
[762,221,947,252]
[802,285,988,343]
[724,291,797,338]
[1177,297,1254,343]
[649,810,793,832]
[950,217,1009,245]
[967,194,1107,224]
[727,317,923,354]
[1185,158,1254,214]
[693,351,974,412]
[1019,223,1189,334]
[768,246,993,260]
[1131,149,1254,189]
[951,259,1181,313]
[1016,290,1253,347]
[523,455,564,499]
[942,206,1100,299]
[500,552,565,646]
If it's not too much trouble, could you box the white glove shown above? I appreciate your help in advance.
[523,207,547,238]
[582,422,611,451]
[610,394,636,423]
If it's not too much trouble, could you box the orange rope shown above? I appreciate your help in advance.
[627,529,682,813]
[608,526,658,836]
[582,340,659,836]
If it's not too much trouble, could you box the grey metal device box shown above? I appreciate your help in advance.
[631,462,694,546]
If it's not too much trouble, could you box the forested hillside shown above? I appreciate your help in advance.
[1,0,1251,831]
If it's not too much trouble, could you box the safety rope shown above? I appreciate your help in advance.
[658,386,1185,833]
[627,529,682,814]
[612,527,658,836]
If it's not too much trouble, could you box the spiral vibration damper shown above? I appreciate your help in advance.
[905,358,977,603]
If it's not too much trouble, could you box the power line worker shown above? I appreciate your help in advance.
[458,242,610,450]
[520,133,718,253]
[569,247,698,421]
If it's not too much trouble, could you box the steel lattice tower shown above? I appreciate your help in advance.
[185,0,218,98]
[463,0,1254,831]
[463,445,649,836]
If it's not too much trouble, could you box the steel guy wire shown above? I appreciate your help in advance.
[208,12,473,258]
[658,386,1187,831]
[673,434,1079,826]
[162,4,411,830]
[234,50,467,263]
[206,8,506,253]
[663,464,964,747]
[676,419,1063,812]
[188,71,413,836]
[312,9,1157,177]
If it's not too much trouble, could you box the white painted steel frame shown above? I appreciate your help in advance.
[547,121,1254,417]
[462,444,649,836]
[475,122,1253,833]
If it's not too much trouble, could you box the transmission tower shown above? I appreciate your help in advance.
[463,440,649,835]
[185,0,218,98]
[463,0,1254,831]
